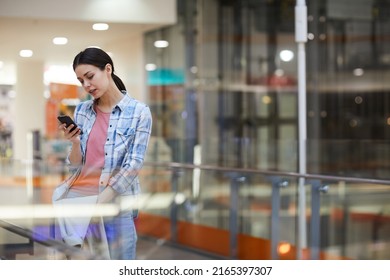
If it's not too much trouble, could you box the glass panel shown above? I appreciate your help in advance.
[0,159,99,259]
[312,179,390,260]
[140,156,301,259]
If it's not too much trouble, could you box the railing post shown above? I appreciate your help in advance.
[270,176,289,259]
[227,172,246,259]
[310,179,329,259]
[170,168,181,243]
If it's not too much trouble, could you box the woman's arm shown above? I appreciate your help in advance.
[68,140,82,165]
[107,106,152,195]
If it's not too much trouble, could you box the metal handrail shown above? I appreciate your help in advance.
[143,161,390,186]
[0,219,96,260]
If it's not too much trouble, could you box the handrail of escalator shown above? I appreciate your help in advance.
[0,219,96,260]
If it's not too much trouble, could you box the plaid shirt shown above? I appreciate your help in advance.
[66,93,152,196]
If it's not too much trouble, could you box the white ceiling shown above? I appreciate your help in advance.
[0,17,161,65]
[0,0,176,84]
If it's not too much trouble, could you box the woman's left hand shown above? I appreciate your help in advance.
[97,186,117,204]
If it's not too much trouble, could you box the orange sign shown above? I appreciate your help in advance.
[50,83,79,101]
[45,99,59,139]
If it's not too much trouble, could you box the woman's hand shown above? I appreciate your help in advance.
[59,123,81,143]
[97,186,117,204]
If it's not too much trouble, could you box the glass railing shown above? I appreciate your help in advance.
[139,161,390,260]
[0,158,111,260]
[0,137,389,260]
[139,163,299,259]
[305,177,390,260]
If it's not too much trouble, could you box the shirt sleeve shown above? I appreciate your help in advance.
[108,105,153,194]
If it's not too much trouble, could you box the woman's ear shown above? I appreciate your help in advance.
[105,63,112,74]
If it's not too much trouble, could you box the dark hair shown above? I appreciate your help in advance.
[73,47,126,92]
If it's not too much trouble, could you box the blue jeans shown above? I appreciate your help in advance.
[103,210,138,260]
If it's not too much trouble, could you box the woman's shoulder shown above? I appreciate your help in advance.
[122,94,150,110]
[74,100,94,121]
[75,99,94,111]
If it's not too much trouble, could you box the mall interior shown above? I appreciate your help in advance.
[0,0,389,260]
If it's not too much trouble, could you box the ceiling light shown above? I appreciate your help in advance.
[353,68,364,76]
[280,50,294,62]
[145,64,157,71]
[262,95,272,104]
[93,23,109,31]
[154,40,169,48]
[52,37,68,45]
[19,50,33,57]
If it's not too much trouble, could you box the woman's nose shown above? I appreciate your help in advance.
[84,81,91,88]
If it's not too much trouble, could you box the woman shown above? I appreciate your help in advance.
[52,47,152,259]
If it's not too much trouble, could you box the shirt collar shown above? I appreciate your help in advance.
[85,91,132,113]
[115,92,132,112]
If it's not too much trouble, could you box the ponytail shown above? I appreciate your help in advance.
[112,73,126,92]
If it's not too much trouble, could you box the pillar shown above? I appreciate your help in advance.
[13,60,45,161]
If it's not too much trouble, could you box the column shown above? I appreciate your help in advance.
[13,60,45,161]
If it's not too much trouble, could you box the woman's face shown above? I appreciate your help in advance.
[75,64,111,99]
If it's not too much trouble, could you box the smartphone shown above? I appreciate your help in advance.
[57,115,83,135]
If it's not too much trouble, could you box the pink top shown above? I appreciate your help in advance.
[68,106,110,196]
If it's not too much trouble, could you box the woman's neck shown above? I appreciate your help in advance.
[96,88,124,113]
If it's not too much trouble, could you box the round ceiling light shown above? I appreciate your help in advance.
[154,40,169,48]
[93,23,109,31]
[19,50,33,57]
[53,37,68,45]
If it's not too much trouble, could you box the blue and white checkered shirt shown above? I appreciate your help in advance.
[66,93,152,197]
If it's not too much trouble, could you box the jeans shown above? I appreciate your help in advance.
[103,210,138,260]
